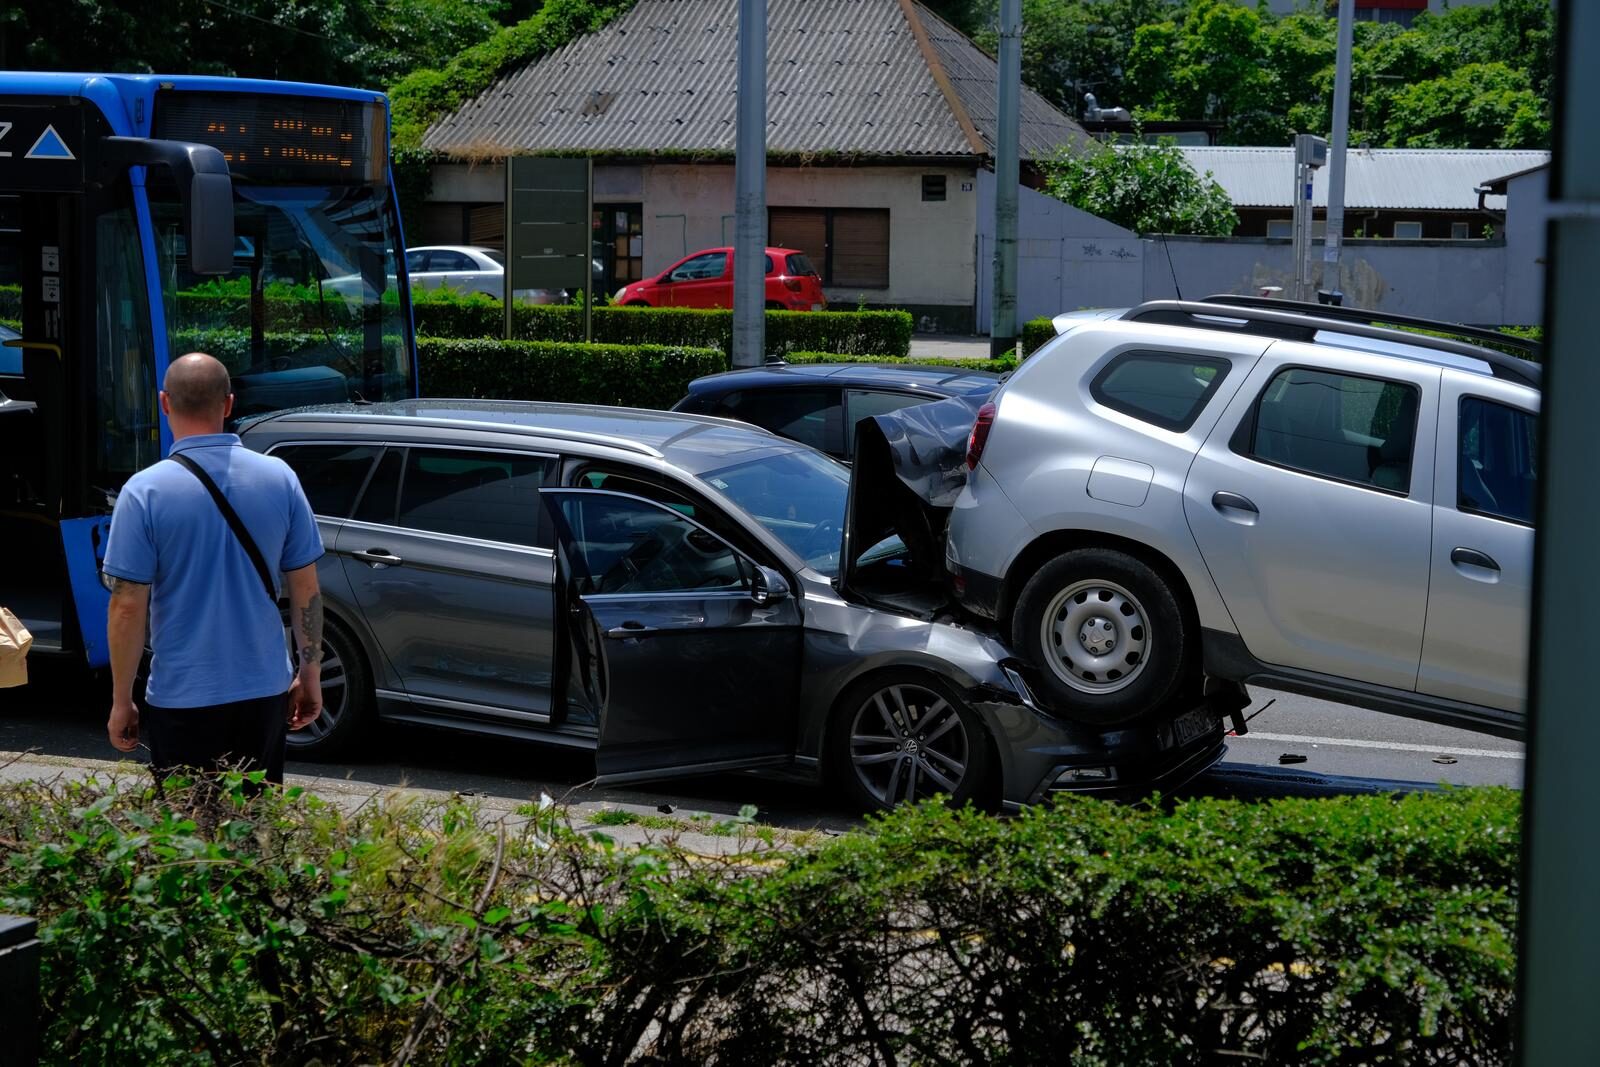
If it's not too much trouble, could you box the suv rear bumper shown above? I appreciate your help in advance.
[949,562,1005,621]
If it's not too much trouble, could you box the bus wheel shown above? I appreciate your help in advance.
[282,613,371,761]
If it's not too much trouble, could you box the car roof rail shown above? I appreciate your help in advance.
[1197,293,1542,359]
[1120,299,1541,388]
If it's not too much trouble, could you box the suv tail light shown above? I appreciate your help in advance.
[783,276,803,292]
[966,401,997,470]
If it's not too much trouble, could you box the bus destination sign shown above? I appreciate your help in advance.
[152,91,386,184]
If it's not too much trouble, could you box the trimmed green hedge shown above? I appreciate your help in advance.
[419,336,724,407]
[0,775,1519,1064]
[783,350,1016,374]
[411,298,914,358]
[1022,315,1057,356]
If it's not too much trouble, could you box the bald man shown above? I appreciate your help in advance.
[102,353,324,785]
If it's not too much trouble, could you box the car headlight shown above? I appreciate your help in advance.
[614,288,627,303]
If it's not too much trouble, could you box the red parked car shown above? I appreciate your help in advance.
[613,246,827,311]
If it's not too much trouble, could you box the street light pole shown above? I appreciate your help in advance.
[990,0,1021,359]
[1321,0,1355,302]
[731,0,767,368]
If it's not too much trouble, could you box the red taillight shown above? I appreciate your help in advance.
[966,401,997,471]
[783,276,803,292]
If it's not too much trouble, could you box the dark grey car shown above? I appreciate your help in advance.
[240,400,1226,810]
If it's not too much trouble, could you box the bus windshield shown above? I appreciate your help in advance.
[149,180,414,421]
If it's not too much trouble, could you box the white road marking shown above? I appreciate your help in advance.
[1234,731,1524,760]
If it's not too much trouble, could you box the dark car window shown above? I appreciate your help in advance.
[352,448,403,524]
[555,493,748,596]
[404,250,429,273]
[394,448,553,546]
[700,449,850,574]
[669,252,728,282]
[715,388,844,455]
[763,254,775,274]
[271,444,380,518]
[1244,367,1419,493]
[1089,350,1231,433]
[786,253,818,276]
[844,390,930,454]
[1459,396,1537,525]
[429,250,476,273]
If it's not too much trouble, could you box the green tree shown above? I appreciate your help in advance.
[1041,135,1236,236]
[1381,62,1549,148]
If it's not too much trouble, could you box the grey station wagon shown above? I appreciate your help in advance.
[239,401,1229,810]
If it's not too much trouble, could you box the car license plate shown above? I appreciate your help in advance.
[1167,706,1218,750]
[811,303,823,311]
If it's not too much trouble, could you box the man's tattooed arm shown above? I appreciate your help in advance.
[298,591,324,668]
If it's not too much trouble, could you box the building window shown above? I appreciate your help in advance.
[770,207,891,289]
[593,204,644,296]
[1393,221,1423,239]
[1451,221,1471,240]
[921,175,946,202]
[1266,219,1292,239]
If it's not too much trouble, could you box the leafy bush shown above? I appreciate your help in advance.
[0,776,1519,1064]
[1042,131,1238,236]
[419,337,724,407]
[412,297,915,358]
[1022,316,1057,356]
[782,350,1016,375]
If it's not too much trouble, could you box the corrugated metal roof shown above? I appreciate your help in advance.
[423,0,1089,160]
[916,5,1093,160]
[1176,147,1551,211]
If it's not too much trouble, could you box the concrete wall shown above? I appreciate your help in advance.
[1142,236,1515,325]
[975,169,1142,332]
[427,160,980,328]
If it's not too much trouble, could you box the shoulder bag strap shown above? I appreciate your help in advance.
[169,453,277,603]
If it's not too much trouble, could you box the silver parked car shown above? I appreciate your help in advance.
[239,401,1230,810]
[946,298,1539,738]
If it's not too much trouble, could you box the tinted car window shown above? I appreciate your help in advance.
[1246,367,1419,493]
[430,250,475,272]
[404,250,428,273]
[1090,351,1230,432]
[395,448,552,545]
[715,388,843,455]
[1459,397,1537,524]
[353,448,402,524]
[844,390,929,453]
[272,444,380,518]
[669,252,727,282]
[786,253,818,276]
[556,493,747,596]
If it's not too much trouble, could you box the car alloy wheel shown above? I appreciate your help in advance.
[848,682,972,806]
[1039,578,1151,695]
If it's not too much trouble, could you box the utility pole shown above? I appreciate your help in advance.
[1320,0,1355,304]
[1291,134,1326,302]
[731,0,767,367]
[990,0,1020,359]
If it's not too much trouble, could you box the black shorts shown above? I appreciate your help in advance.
[142,691,290,785]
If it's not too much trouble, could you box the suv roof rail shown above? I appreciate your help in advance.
[1197,293,1542,359]
[1120,299,1541,388]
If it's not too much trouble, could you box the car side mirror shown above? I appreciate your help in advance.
[751,565,790,606]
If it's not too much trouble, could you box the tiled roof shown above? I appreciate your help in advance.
[422,0,1091,161]
[1176,147,1552,212]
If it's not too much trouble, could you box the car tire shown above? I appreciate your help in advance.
[1011,548,1194,725]
[282,612,372,761]
[765,301,784,310]
[830,671,992,812]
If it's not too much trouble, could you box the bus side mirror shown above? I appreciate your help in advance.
[100,137,235,275]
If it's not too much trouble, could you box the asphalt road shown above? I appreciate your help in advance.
[0,664,1521,832]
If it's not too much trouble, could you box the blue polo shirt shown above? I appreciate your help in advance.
[103,433,323,708]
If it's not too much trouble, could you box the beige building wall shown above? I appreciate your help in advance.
[426,160,982,330]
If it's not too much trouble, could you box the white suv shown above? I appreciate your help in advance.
[946,298,1539,737]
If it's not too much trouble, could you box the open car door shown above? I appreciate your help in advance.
[542,488,804,784]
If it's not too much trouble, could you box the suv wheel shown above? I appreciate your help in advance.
[1011,548,1194,724]
[831,673,991,812]
[281,613,372,760]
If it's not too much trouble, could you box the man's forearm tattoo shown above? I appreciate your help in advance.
[298,592,324,667]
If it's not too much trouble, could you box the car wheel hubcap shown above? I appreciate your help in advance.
[849,684,969,807]
[282,626,347,746]
[1041,579,1150,694]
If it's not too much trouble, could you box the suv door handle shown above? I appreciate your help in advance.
[352,548,404,568]
[606,621,659,639]
[1211,491,1259,524]
[1451,547,1500,572]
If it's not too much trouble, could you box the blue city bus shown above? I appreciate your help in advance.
[0,74,418,669]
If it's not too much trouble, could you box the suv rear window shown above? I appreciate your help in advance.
[1089,351,1231,432]
[786,253,818,276]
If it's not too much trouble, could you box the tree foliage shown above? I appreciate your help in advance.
[928,0,1553,149]
[1041,134,1237,236]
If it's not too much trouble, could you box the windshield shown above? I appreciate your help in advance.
[150,181,414,422]
[699,449,850,575]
